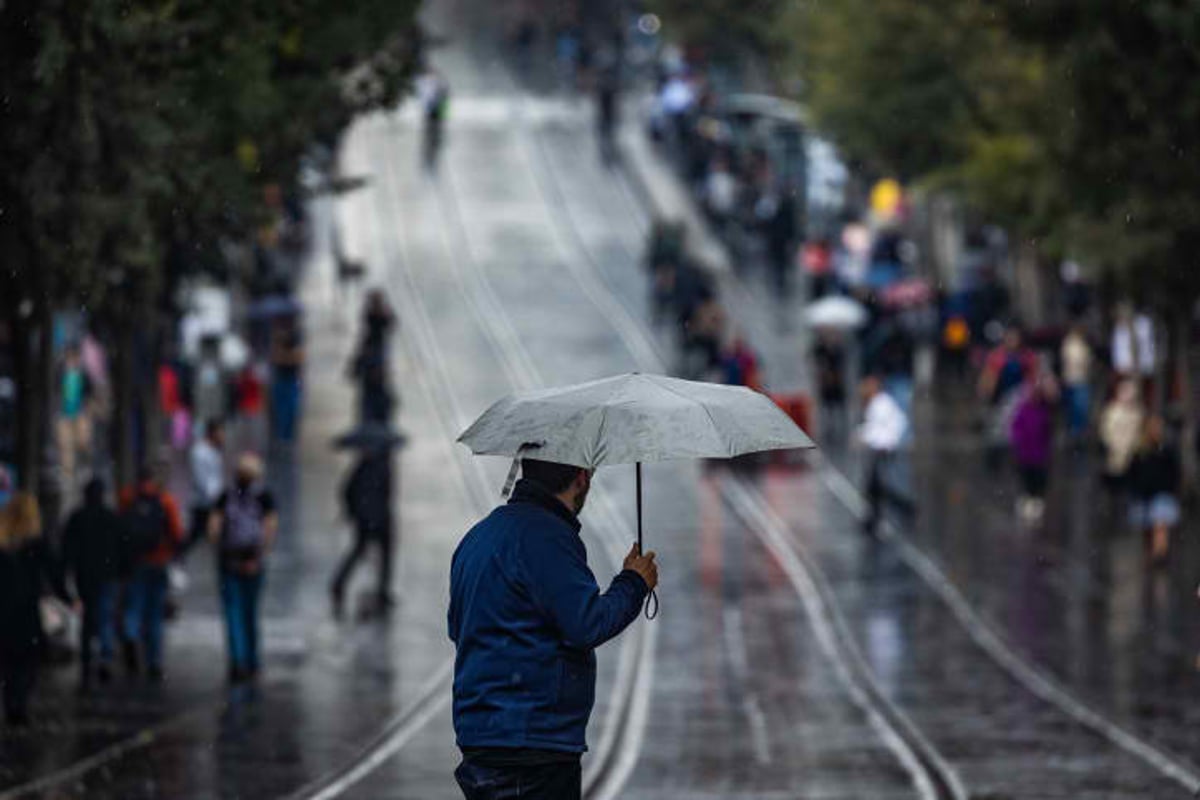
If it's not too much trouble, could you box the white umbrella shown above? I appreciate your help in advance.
[805,295,868,329]
[458,372,813,562]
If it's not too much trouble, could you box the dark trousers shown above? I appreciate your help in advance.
[455,758,581,800]
[180,505,211,557]
[864,451,915,533]
[123,565,169,670]
[332,519,393,600]
[1,653,37,725]
[271,376,302,442]
[219,570,263,673]
[79,582,117,678]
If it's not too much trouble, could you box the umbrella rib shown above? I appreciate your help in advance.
[655,379,733,457]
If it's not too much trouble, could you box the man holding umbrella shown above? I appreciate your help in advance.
[448,458,658,800]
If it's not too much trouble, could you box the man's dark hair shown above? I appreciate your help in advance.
[83,478,105,506]
[206,418,224,438]
[521,459,585,494]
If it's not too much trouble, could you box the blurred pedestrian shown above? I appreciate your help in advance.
[349,290,396,425]
[185,419,226,555]
[760,185,797,293]
[1009,378,1058,523]
[332,445,396,618]
[0,493,71,725]
[1099,381,1145,495]
[192,335,228,432]
[233,360,267,452]
[1127,415,1180,566]
[1059,323,1094,440]
[270,316,305,443]
[940,314,971,380]
[449,459,657,800]
[56,345,93,487]
[595,66,619,163]
[418,69,450,172]
[813,332,848,438]
[118,464,185,681]
[207,454,277,682]
[978,327,1038,468]
[682,296,724,380]
[721,334,761,391]
[1111,303,1156,400]
[858,375,914,535]
[703,154,738,237]
[62,479,122,689]
[802,239,835,299]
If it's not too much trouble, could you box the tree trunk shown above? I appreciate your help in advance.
[1175,311,1197,495]
[10,306,39,493]
[111,323,136,488]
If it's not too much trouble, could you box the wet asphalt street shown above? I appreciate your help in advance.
[2,0,1199,797]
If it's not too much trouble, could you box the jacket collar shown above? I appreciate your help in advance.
[508,478,581,533]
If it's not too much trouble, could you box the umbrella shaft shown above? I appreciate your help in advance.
[636,462,643,552]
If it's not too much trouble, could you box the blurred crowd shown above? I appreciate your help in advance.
[0,290,404,728]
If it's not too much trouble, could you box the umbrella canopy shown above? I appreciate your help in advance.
[458,373,813,469]
[881,277,933,309]
[805,295,868,330]
[333,422,408,452]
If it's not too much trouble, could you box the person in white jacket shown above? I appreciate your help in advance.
[858,375,914,535]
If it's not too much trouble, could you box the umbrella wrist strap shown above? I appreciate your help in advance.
[644,589,658,620]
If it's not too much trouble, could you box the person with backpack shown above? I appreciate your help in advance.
[62,479,123,689]
[207,453,277,683]
[118,464,185,681]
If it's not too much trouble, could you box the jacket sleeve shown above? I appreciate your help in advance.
[520,530,648,651]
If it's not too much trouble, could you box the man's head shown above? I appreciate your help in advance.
[206,419,225,447]
[235,452,263,490]
[522,458,593,516]
[83,478,105,507]
[1003,326,1023,351]
[859,374,882,403]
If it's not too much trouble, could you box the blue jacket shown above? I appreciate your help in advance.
[448,479,648,753]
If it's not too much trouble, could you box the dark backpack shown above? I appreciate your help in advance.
[122,492,168,558]
[222,490,265,553]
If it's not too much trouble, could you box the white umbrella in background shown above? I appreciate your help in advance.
[458,373,814,615]
[805,295,869,330]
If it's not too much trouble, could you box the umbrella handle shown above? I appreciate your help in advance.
[637,463,658,620]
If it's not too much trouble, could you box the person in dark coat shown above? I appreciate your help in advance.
[62,479,123,689]
[0,493,71,725]
[448,459,658,800]
[331,447,396,617]
[348,291,397,425]
[1127,415,1182,565]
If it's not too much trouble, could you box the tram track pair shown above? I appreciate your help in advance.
[289,117,656,799]
[537,109,1200,796]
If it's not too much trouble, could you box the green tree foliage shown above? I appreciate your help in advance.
[784,0,1200,289]
[0,0,422,488]
[650,0,788,62]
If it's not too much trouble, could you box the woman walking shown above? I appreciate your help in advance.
[0,493,71,725]
[1009,378,1058,523]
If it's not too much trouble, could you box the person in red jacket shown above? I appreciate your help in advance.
[118,464,185,681]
